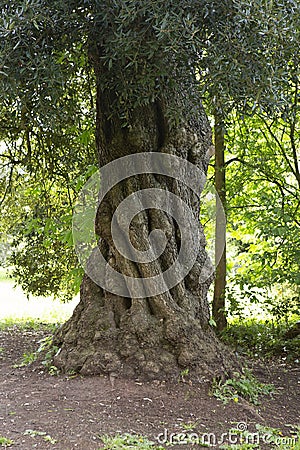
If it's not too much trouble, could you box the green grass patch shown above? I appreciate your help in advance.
[0,318,58,332]
[99,434,165,449]
[0,435,14,447]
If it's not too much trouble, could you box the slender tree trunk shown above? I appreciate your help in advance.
[212,111,228,332]
[53,53,236,380]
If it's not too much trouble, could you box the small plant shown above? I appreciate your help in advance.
[43,435,57,444]
[14,351,37,368]
[37,336,60,375]
[24,429,47,437]
[100,433,165,449]
[255,424,300,449]
[0,436,14,447]
[38,336,59,364]
[178,368,190,383]
[24,430,57,444]
[48,365,60,376]
[181,421,198,431]
[211,370,274,405]
[12,335,60,374]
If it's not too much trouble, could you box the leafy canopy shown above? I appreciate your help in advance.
[1,0,299,125]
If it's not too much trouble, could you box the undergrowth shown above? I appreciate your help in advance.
[211,369,274,405]
[222,319,300,363]
[14,334,60,375]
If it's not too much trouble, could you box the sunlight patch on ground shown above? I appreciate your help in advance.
[0,271,79,323]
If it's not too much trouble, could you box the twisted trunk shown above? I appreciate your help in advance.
[53,56,236,380]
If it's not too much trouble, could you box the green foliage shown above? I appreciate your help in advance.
[0,8,97,300]
[0,436,14,447]
[211,369,274,405]
[37,335,60,374]
[1,137,96,300]
[178,367,190,383]
[210,94,300,325]
[13,334,60,374]
[254,424,300,450]
[100,433,165,450]
[219,424,300,449]
[15,351,37,367]
[7,186,82,301]
[222,319,300,363]
[2,0,298,121]
[226,109,300,292]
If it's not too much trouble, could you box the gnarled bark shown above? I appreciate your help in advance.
[53,56,236,381]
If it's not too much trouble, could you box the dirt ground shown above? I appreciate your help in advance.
[0,328,299,449]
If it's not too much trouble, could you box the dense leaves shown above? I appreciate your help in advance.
[224,103,300,319]
[1,1,299,123]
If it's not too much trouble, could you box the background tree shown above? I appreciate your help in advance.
[0,57,96,300]
[225,104,300,321]
[0,0,299,379]
[201,1,300,331]
[212,108,227,332]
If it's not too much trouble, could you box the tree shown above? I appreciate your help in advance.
[0,55,96,300]
[225,105,300,321]
[1,0,299,379]
[212,109,228,333]
[202,0,300,331]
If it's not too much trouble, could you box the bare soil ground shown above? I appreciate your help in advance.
[0,328,299,449]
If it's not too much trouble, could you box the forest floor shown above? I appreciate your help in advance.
[0,327,299,450]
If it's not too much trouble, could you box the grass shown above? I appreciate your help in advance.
[0,265,77,375]
[0,267,78,327]
[0,435,14,447]
[99,434,165,449]
[99,427,300,450]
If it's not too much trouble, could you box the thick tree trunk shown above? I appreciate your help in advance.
[53,60,236,380]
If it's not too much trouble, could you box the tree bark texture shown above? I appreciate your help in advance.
[53,55,236,381]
